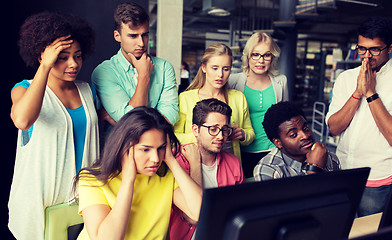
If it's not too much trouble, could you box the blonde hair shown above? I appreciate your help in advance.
[241,32,280,76]
[186,43,233,103]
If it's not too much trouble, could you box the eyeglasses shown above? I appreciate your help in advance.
[356,45,389,56]
[200,125,233,137]
[250,52,273,61]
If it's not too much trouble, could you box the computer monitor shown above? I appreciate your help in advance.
[195,167,370,240]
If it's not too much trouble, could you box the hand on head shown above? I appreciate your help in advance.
[163,134,176,165]
[228,126,245,141]
[122,146,137,183]
[40,35,73,68]
[181,143,201,165]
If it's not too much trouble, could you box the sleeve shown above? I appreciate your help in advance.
[253,163,281,181]
[325,71,352,124]
[237,160,245,184]
[78,176,109,215]
[155,60,179,125]
[228,73,239,90]
[326,152,341,171]
[11,80,31,93]
[91,64,135,122]
[238,93,255,146]
[175,151,191,174]
[281,75,289,101]
[174,92,197,144]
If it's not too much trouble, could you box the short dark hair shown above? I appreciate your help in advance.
[358,16,392,46]
[18,12,95,69]
[192,98,232,126]
[262,102,306,141]
[114,2,150,32]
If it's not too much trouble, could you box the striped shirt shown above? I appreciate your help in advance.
[253,147,340,181]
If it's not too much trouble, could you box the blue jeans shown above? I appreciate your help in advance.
[357,184,392,217]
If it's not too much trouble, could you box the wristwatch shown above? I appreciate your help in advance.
[366,93,379,103]
[305,164,324,173]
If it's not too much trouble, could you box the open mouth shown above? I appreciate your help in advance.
[66,71,78,77]
[215,79,224,84]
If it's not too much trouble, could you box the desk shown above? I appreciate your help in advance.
[349,212,382,239]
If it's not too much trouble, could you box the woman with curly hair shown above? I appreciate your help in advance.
[8,12,98,239]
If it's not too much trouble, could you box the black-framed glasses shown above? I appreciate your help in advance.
[250,52,273,61]
[200,125,233,137]
[356,45,389,56]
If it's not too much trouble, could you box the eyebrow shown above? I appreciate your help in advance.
[127,32,149,36]
[357,44,383,48]
[285,127,297,135]
[285,120,308,134]
[140,142,166,148]
[210,64,231,68]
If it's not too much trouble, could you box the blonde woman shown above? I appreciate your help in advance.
[228,32,288,178]
[174,43,255,163]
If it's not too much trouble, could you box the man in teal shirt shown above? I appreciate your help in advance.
[92,2,179,124]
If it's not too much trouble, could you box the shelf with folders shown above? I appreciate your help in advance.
[231,46,243,74]
[324,45,361,147]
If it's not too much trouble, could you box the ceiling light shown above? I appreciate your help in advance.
[208,8,230,16]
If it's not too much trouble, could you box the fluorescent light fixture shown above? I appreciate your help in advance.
[208,7,231,16]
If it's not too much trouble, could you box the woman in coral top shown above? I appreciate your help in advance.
[174,43,255,163]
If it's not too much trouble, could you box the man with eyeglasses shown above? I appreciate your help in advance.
[170,98,244,240]
[327,16,392,217]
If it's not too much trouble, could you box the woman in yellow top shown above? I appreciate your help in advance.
[174,43,255,162]
[74,107,202,240]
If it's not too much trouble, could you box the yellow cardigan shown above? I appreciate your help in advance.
[174,89,255,162]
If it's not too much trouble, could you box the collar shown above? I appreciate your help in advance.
[377,58,392,74]
[116,49,134,73]
[280,150,306,172]
[215,152,223,166]
[202,152,222,167]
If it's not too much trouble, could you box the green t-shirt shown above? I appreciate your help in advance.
[242,84,276,152]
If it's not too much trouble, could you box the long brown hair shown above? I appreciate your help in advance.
[186,43,233,103]
[74,107,180,188]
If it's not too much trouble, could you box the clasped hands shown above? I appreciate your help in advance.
[354,58,377,99]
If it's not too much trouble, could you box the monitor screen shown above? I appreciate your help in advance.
[195,167,370,240]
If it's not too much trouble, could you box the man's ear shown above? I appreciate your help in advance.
[192,124,199,138]
[272,138,282,149]
[114,30,121,43]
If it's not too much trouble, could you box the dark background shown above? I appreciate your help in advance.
[3,1,146,238]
